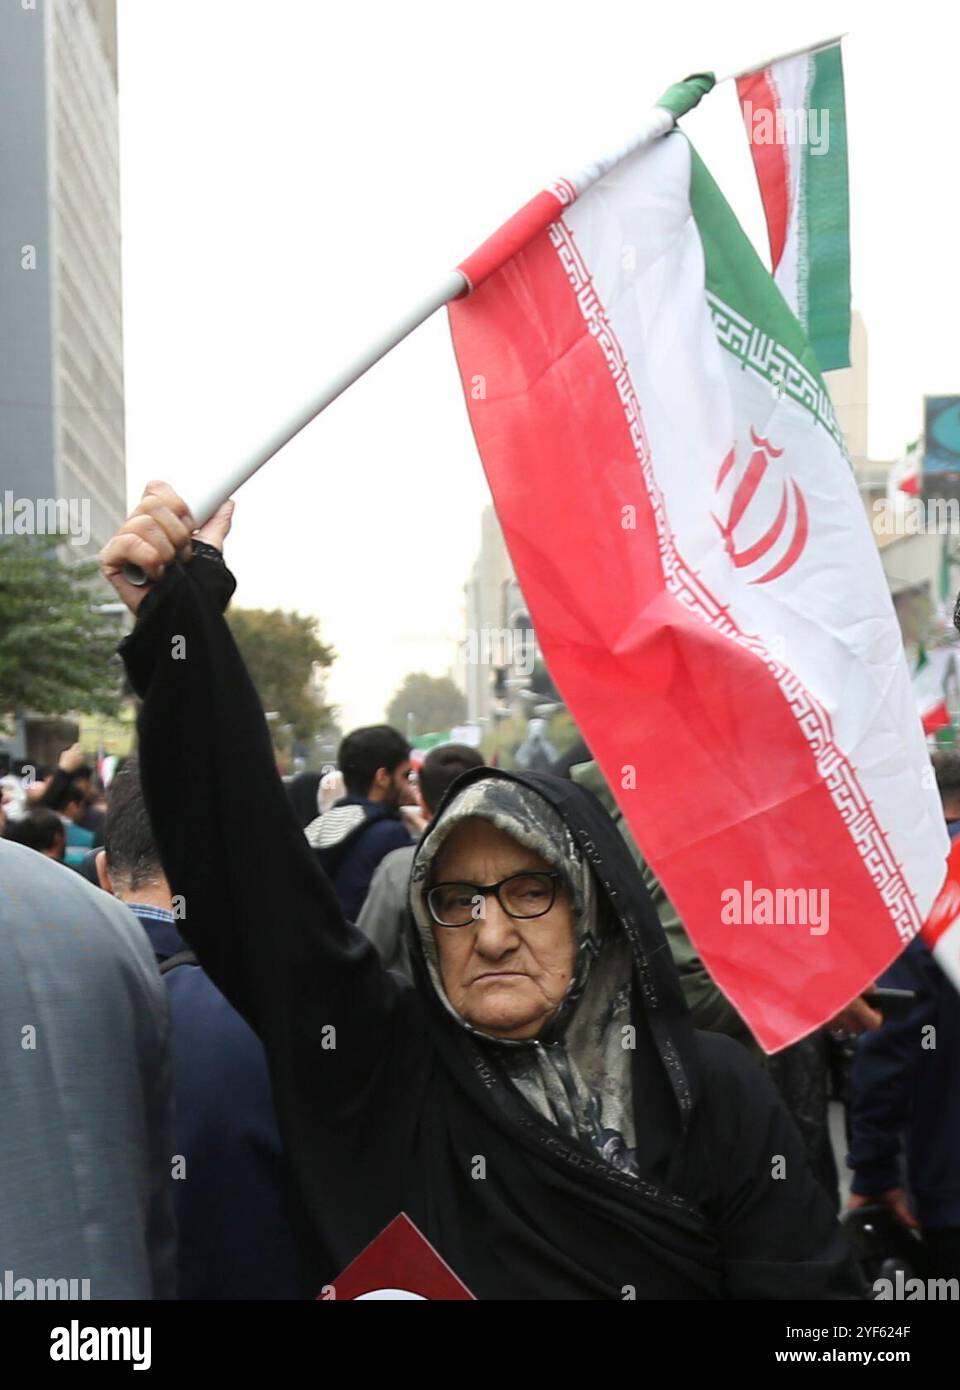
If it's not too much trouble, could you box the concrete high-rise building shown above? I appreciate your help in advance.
[0,0,125,560]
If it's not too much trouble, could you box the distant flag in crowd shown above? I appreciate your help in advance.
[914,645,953,736]
[736,39,851,371]
[888,441,922,499]
[447,70,948,1050]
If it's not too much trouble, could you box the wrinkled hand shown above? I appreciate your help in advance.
[98,482,235,614]
[58,742,85,774]
[828,991,883,1036]
[847,1188,919,1230]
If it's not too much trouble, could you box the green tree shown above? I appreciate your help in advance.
[386,672,466,736]
[0,537,122,718]
[227,607,336,740]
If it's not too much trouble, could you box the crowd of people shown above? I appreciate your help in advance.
[1,479,958,1300]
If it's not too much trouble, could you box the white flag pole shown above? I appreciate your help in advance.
[716,31,846,83]
[122,270,465,583]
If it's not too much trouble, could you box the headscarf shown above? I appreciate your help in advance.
[410,775,640,1174]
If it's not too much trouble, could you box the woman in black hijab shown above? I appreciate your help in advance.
[107,486,863,1300]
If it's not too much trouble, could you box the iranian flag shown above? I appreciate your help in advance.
[914,646,952,735]
[447,78,948,1050]
[736,41,851,371]
[888,443,921,499]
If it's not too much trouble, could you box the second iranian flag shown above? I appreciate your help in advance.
[448,121,947,1051]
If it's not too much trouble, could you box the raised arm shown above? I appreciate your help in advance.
[99,485,424,1100]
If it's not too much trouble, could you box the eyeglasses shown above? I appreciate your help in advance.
[426,871,562,928]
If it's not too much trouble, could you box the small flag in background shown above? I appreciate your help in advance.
[448,76,947,1051]
[914,645,953,736]
[736,40,851,371]
[888,440,922,500]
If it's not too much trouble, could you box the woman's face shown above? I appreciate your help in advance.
[429,818,576,1040]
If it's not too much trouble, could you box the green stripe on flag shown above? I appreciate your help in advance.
[688,138,825,382]
[686,134,847,453]
[803,45,851,372]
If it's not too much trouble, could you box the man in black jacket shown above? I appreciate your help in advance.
[305,724,415,920]
[98,483,863,1300]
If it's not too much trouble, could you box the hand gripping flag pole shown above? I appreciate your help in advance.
[120,38,838,585]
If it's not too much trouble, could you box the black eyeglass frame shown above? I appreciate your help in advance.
[426,870,562,929]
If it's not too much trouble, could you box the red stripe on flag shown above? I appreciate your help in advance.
[457,189,569,293]
[448,224,909,1051]
[736,70,791,271]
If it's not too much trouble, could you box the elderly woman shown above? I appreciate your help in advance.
[102,485,862,1300]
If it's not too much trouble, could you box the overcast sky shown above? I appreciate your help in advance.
[116,0,960,730]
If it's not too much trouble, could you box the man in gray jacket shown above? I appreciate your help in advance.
[0,838,176,1299]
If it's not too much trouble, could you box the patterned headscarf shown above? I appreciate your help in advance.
[410,776,640,1175]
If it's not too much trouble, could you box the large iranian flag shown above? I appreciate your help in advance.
[448,85,948,1051]
[736,41,851,370]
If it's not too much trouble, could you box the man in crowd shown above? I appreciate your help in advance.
[0,836,176,1297]
[97,758,302,1299]
[41,744,99,867]
[43,776,94,869]
[846,750,960,1279]
[70,762,108,844]
[3,806,66,861]
[306,724,415,919]
[357,741,484,975]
